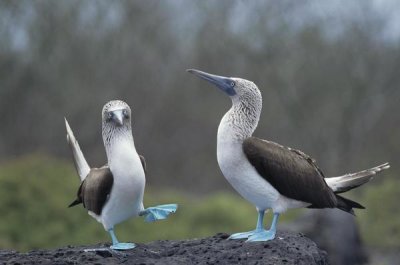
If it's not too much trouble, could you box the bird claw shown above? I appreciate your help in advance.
[141,204,178,222]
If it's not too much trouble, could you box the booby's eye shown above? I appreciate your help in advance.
[123,109,129,119]
[230,81,235,87]
[107,112,113,121]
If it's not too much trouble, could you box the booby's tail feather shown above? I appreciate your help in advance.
[140,204,178,223]
[335,194,365,215]
[326,163,390,194]
[65,118,91,182]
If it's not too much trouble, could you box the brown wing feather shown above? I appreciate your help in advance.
[69,166,113,215]
[243,137,337,208]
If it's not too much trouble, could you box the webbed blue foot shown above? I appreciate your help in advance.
[229,229,266,239]
[108,228,136,251]
[140,204,178,223]
[230,211,280,242]
[110,242,136,250]
[246,213,279,242]
[229,210,266,240]
[247,229,276,242]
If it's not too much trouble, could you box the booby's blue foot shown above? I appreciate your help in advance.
[247,213,280,242]
[247,229,276,242]
[229,210,267,240]
[229,229,266,239]
[230,211,280,242]
[140,204,178,223]
[108,228,136,251]
[110,242,136,250]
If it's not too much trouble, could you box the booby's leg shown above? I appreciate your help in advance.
[139,204,178,223]
[247,213,279,242]
[229,210,266,239]
[108,228,136,250]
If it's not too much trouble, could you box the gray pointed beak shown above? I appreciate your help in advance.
[112,110,124,126]
[187,69,236,96]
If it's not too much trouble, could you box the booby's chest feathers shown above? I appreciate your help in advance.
[108,139,145,191]
[217,125,281,209]
[108,138,144,172]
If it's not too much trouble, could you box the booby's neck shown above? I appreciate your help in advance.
[103,128,137,165]
[217,96,262,144]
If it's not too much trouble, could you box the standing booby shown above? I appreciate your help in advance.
[65,100,177,250]
[187,69,390,242]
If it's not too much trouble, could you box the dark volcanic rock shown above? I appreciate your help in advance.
[0,232,328,265]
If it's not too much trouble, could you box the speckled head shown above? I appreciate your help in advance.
[102,100,133,145]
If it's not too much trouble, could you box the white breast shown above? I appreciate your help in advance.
[217,140,280,211]
[100,138,146,230]
[217,113,307,213]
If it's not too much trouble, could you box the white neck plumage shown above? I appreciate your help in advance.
[217,96,262,144]
[103,129,136,165]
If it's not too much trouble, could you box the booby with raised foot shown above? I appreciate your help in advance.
[65,100,177,250]
[187,69,390,242]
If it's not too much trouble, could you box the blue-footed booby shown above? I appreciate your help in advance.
[65,100,177,250]
[187,69,390,242]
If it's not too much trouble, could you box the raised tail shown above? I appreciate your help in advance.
[65,118,90,181]
[326,163,390,194]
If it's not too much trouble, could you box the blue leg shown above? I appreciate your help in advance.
[229,210,266,239]
[139,204,178,223]
[108,228,136,250]
[247,213,279,242]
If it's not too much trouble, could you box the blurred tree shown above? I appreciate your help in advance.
[0,1,399,262]
[0,0,398,190]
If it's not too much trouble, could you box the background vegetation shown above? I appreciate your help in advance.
[0,154,398,262]
[0,155,300,251]
[0,1,399,264]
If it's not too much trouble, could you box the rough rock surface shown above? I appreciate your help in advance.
[0,232,328,265]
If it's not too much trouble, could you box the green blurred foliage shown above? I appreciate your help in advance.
[358,178,400,249]
[1,154,396,253]
[0,155,297,251]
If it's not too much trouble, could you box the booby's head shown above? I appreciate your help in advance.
[186,69,262,106]
[102,100,133,144]
[187,69,262,139]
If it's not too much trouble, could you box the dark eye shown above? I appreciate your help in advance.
[107,112,113,121]
[123,109,129,119]
[230,81,235,87]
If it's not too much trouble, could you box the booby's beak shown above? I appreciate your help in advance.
[187,69,236,96]
[112,110,124,126]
